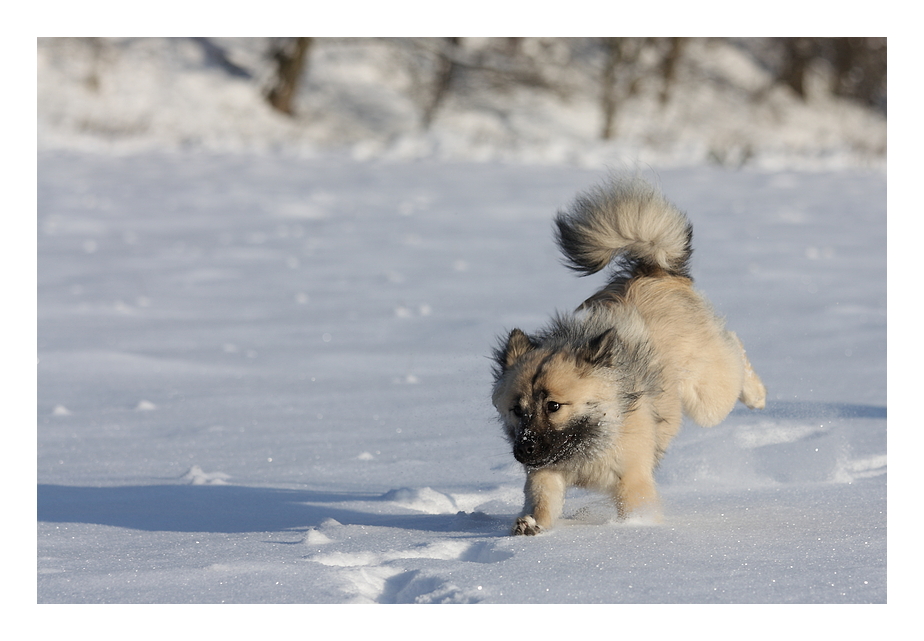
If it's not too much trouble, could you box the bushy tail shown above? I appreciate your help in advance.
[554,177,693,278]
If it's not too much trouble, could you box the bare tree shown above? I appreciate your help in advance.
[422,38,461,128]
[659,37,685,105]
[829,37,886,110]
[399,38,560,130]
[599,38,652,140]
[265,37,313,116]
[192,38,252,79]
[770,37,886,111]
[777,37,818,99]
[83,37,105,92]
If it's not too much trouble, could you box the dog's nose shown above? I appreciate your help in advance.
[514,435,538,463]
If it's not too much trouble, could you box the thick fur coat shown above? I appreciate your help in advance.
[491,177,766,535]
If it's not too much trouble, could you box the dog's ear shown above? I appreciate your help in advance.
[578,328,617,367]
[495,328,536,373]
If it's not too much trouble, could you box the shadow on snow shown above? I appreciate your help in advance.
[38,401,885,535]
[37,484,506,535]
[730,400,886,420]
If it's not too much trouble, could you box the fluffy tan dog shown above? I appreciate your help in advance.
[491,177,766,535]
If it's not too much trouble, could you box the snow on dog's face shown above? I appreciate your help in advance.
[491,329,614,469]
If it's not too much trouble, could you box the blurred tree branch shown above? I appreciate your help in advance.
[266,37,313,116]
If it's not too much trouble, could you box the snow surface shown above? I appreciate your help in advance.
[38,152,886,605]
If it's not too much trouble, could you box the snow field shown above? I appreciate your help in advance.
[37,152,885,605]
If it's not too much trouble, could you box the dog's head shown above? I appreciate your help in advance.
[491,328,619,469]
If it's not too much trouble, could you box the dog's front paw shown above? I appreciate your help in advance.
[512,515,543,536]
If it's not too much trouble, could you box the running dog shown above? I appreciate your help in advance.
[491,176,766,535]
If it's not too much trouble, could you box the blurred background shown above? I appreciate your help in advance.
[37,37,886,169]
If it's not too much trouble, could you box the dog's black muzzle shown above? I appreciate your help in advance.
[513,433,540,465]
[513,428,568,468]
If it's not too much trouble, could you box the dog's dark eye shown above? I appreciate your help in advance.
[512,406,524,417]
[546,401,561,413]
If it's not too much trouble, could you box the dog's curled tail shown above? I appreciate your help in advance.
[554,177,693,278]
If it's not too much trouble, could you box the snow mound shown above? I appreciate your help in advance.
[380,487,458,514]
[301,528,334,546]
[180,465,231,485]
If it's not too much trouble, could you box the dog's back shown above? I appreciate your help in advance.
[555,177,766,427]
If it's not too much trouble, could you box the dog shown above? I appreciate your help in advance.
[491,176,766,535]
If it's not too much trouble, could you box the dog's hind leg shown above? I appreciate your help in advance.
[611,406,664,522]
[679,327,765,426]
[613,449,663,523]
[729,331,766,410]
[514,469,566,535]
[614,469,662,522]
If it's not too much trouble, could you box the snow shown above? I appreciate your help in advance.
[33,38,891,617]
[37,153,886,607]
